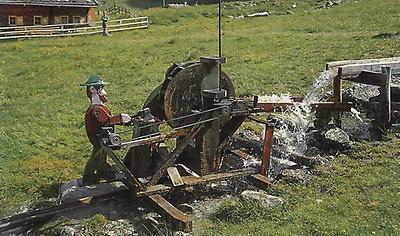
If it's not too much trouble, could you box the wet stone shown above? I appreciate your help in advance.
[286,151,324,168]
[240,190,283,207]
[324,128,350,148]
[142,212,162,226]
[178,203,194,214]
[60,226,75,236]
[280,168,312,184]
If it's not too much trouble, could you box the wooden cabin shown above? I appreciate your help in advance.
[0,0,98,27]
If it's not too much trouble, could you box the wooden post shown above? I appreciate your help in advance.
[333,67,343,103]
[260,124,274,176]
[381,66,391,129]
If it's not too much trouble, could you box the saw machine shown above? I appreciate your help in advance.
[99,56,353,232]
[100,56,273,232]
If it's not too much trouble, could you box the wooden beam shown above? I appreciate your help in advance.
[342,70,387,86]
[339,61,400,78]
[148,195,192,233]
[167,167,184,187]
[326,57,400,71]
[250,174,271,189]
[381,66,391,128]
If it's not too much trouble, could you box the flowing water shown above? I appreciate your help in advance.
[258,70,342,158]
[303,70,335,104]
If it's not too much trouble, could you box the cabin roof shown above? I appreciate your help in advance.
[0,0,98,8]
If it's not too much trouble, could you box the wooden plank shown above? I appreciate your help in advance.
[250,174,271,189]
[167,167,184,186]
[342,70,387,86]
[339,61,400,78]
[137,168,258,198]
[182,168,256,185]
[103,146,144,193]
[148,194,192,232]
[326,57,400,71]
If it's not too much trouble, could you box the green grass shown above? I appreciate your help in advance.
[0,0,399,234]
[196,138,400,235]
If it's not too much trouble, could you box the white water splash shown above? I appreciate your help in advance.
[258,93,293,103]
[258,70,336,158]
[303,70,335,103]
[258,94,314,157]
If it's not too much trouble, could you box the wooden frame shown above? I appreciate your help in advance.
[72,16,81,24]
[60,16,69,24]
[33,16,42,26]
[8,16,16,26]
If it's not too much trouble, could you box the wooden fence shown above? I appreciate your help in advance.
[0,17,148,40]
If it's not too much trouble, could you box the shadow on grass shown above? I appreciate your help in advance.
[372,32,400,39]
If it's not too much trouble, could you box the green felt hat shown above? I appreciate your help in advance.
[80,75,109,87]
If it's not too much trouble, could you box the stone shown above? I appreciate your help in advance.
[324,128,350,147]
[174,231,190,236]
[270,157,301,179]
[287,151,322,167]
[246,12,270,17]
[325,1,334,7]
[178,203,194,214]
[280,168,312,184]
[60,226,75,236]
[286,10,294,14]
[142,212,162,226]
[240,190,283,207]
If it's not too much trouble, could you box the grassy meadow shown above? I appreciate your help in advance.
[0,0,399,234]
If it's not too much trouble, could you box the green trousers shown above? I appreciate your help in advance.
[83,138,110,184]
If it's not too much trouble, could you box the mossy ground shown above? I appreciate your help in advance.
[0,0,399,234]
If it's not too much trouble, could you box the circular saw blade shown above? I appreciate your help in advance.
[163,62,235,128]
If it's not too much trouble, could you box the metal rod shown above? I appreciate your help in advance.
[218,0,222,90]
[118,116,220,148]
[116,106,225,135]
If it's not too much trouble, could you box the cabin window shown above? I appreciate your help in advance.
[16,16,23,26]
[60,16,68,24]
[72,16,80,24]
[8,16,16,26]
[34,16,42,25]
[42,17,48,25]
[54,16,61,24]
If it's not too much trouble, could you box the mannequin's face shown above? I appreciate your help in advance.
[89,86,108,104]
[97,87,108,103]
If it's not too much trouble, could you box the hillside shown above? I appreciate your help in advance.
[0,0,399,234]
